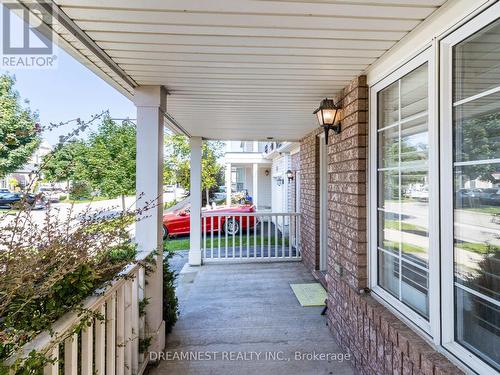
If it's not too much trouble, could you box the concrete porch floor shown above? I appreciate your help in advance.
[149,262,354,375]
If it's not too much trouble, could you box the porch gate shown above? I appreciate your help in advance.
[201,212,301,262]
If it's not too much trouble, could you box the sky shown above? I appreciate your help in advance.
[0,5,136,146]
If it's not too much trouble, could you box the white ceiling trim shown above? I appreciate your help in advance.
[18,0,447,140]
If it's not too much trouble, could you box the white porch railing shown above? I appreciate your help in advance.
[201,212,301,262]
[11,261,149,375]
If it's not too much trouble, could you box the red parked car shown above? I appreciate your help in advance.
[162,204,257,239]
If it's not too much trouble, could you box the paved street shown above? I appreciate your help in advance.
[0,191,182,231]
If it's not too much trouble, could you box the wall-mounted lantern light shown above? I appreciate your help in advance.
[286,169,294,183]
[265,169,270,176]
[313,98,341,144]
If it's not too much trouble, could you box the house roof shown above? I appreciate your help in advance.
[16,0,446,140]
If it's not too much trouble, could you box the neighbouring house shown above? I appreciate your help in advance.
[223,141,272,210]
[12,1,500,374]
[262,141,301,236]
[0,140,52,190]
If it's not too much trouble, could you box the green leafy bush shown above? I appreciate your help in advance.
[69,180,92,199]
[164,199,178,210]
[163,250,179,334]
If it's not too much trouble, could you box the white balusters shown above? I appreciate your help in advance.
[43,346,58,375]
[124,282,133,375]
[210,216,214,259]
[16,263,148,375]
[225,216,228,258]
[232,215,236,258]
[217,216,221,258]
[106,293,117,375]
[131,271,140,373]
[239,215,243,258]
[81,321,93,375]
[282,215,285,258]
[64,333,78,375]
[246,216,250,257]
[116,286,125,375]
[202,216,206,259]
[200,212,301,262]
[261,215,265,258]
[95,304,106,374]
[267,215,271,258]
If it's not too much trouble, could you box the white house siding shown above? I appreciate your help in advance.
[245,166,254,196]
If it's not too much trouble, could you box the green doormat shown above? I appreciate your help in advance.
[290,283,327,306]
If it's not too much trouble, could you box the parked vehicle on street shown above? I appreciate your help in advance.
[0,188,10,193]
[408,186,429,201]
[478,188,500,205]
[0,192,46,209]
[162,204,258,239]
[454,189,481,208]
[38,187,65,203]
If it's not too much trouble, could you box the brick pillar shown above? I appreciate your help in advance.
[299,129,321,272]
[327,76,368,291]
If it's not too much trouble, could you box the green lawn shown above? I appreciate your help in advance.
[384,219,427,234]
[382,239,499,256]
[0,209,20,215]
[462,206,500,215]
[382,240,426,254]
[455,242,500,255]
[60,196,118,204]
[164,235,290,252]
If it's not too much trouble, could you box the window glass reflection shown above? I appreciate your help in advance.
[452,17,500,370]
[378,81,399,128]
[453,20,500,102]
[377,63,430,319]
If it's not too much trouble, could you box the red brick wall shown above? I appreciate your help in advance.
[326,77,368,291]
[299,76,462,375]
[299,128,321,272]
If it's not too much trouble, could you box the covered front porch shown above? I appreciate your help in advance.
[152,262,352,375]
[9,0,492,374]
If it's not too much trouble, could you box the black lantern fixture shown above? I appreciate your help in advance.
[313,98,341,144]
[286,169,294,183]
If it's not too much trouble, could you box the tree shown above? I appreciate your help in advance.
[456,112,499,183]
[164,135,224,203]
[0,74,41,178]
[85,117,136,209]
[42,140,88,188]
[42,117,136,209]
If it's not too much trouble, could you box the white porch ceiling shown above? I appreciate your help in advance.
[45,0,446,140]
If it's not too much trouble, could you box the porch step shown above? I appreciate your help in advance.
[178,263,199,284]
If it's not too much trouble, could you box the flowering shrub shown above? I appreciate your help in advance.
[0,202,144,373]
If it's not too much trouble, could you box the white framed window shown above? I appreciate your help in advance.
[440,3,500,373]
[369,47,440,339]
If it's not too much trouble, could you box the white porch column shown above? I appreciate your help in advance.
[134,85,166,353]
[252,163,259,209]
[225,163,232,206]
[189,136,202,266]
